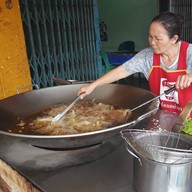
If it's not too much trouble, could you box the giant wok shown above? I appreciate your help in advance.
[0,84,159,149]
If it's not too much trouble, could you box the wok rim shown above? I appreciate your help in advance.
[0,120,136,138]
[0,107,159,139]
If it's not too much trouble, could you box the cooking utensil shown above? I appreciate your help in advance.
[52,95,81,122]
[121,129,192,165]
[133,150,192,192]
[121,86,175,123]
[131,86,175,112]
[172,100,192,132]
[0,84,158,149]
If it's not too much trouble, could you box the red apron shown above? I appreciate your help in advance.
[149,41,192,115]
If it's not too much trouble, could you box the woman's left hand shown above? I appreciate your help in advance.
[175,74,192,90]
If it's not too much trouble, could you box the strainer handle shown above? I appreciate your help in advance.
[125,142,142,166]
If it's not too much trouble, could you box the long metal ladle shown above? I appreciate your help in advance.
[131,86,176,112]
[52,95,81,122]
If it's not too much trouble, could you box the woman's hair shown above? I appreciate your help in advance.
[151,11,183,42]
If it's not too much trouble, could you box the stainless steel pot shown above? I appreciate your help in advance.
[0,84,158,149]
[133,157,192,192]
[121,127,192,192]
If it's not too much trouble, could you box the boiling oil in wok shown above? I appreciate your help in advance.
[10,102,131,135]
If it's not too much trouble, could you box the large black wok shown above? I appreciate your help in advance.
[0,84,158,149]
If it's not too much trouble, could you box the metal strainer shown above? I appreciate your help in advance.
[121,129,192,165]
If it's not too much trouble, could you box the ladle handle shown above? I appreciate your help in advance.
[164,86,176,95]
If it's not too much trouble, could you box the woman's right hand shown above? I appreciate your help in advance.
[175,74,192,90]
[77,83,97,99]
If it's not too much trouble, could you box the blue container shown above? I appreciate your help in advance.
[108,54,133,66]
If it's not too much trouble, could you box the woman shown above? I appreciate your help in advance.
[78,11,192,115]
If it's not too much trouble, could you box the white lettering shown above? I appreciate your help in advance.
[161,102,182,112]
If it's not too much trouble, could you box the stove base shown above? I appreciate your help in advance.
[0,135,122,170]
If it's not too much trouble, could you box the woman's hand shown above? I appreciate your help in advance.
[175,74,192,90]
[77,83,97,99]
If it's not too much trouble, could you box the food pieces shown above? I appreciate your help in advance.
[11,102,131,135]
[181,118,192,135]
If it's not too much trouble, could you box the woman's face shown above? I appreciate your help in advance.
[148,22,178,54]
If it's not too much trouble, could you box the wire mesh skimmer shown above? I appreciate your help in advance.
[121,129,192,165]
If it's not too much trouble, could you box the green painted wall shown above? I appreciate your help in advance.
[98,0,158,52]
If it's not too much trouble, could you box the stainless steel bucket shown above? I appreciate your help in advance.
[133,157,192,192]
[120,129,192,192]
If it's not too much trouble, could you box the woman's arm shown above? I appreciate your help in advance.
[78,65,131,99]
